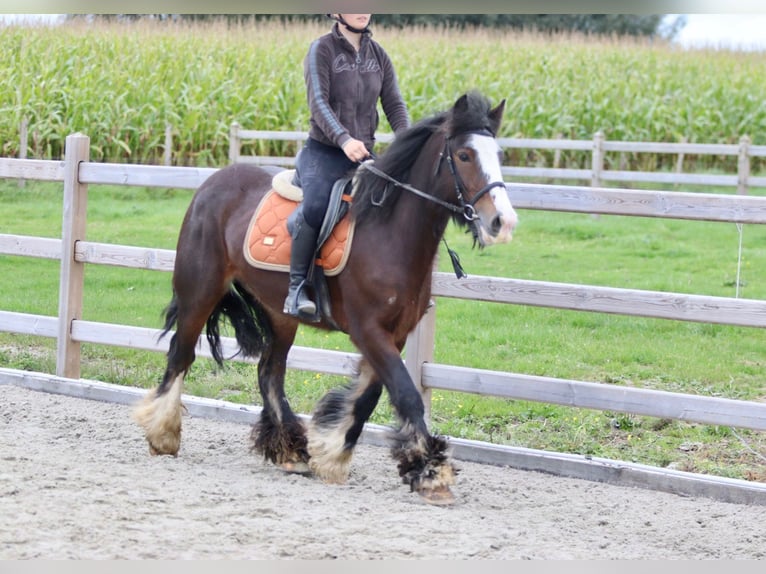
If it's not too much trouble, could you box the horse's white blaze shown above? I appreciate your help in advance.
[132,374,184,455]
[470,134,518,244]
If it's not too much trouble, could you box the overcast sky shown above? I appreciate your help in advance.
[1,13,766,51]
[669,13,766,50]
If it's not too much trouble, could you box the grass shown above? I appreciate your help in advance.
[1,178,766,481]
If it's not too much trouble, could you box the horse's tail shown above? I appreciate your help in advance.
[158,284,272,367]
[159,296,180,341]
[205,281,273,366]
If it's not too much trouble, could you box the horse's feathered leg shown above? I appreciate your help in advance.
[357,327,456,504]
[250,315,309,471]
[307,358,383,482]
[133,294,218,456]
[383,362,457,504]
[309,321,456,502]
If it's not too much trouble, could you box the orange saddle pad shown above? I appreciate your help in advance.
[244,189,354,277]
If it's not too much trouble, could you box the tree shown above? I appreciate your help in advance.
[66,14,685,39]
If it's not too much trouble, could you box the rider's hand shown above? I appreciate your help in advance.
[341,138,371,163]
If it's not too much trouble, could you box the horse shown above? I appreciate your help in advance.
[133,91,518,505]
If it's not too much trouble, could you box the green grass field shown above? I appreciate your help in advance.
[1,178,765,481]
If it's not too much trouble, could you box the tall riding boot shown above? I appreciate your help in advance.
[283,211,319,317]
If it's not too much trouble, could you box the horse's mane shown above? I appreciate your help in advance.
[351,91,499,226]
[351,113,446,225]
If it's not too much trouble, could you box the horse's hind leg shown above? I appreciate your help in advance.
[132,302,210,455]
[251,318,310,472]
[307,358,383,483]
[134,243,229,456]
[132,366,184,456]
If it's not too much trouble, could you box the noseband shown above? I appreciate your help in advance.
[359,130,506,222]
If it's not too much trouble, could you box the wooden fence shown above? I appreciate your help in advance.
[14,119,766,193]
[229,124,766,195]
[3,132,766,504]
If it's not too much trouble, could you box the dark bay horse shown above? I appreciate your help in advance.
[134,91,517,504]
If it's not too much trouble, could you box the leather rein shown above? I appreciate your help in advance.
[359,131,506,222]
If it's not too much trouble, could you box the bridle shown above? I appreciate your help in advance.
[359,130,506,222]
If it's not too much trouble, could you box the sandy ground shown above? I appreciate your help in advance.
[1,383,765,560]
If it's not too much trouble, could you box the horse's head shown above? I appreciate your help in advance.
[443,92,518,246]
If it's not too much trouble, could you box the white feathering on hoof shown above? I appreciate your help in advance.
[411,448,458,505]
[306,369,377,483]
[392,424,458,498]
[306,422,353,484]
[132,375,184,456]
[418,460,457,490]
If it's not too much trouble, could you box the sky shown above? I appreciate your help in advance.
[669,13,766,50]
[1,13,766,52]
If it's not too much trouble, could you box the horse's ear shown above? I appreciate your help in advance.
[488,99,506,134]
[454,93,469,112]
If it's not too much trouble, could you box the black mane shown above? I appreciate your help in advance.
[351,113,445,225]
[351,91,499,226]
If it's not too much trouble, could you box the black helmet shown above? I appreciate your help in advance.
[326,13,371,34]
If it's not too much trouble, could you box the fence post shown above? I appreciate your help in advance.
[18,117,28,188]
[164,123,173,166]
[676,137,687,176]
[56,133,90,379]
[229,122,240,164]
[553,133,562,170]
[405,305,436,422]
[404,258,439,422]
[738,135,751,196]
[591,131,604,187]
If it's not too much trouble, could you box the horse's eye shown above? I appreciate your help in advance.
[457,151,470,162]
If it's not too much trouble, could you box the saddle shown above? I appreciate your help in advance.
[244,169,356,326]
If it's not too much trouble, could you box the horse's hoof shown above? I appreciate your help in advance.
[417,485,456,506]
[148,443,178,457]
[279,461,312,475]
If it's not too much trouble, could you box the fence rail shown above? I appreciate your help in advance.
[229,125,766,193]
[12,119,766,190]
[3,132,766,504]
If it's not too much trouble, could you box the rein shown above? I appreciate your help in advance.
[359,162,469,218]
[358,132,506,222]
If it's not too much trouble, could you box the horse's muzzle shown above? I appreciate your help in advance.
[476,207,517,246]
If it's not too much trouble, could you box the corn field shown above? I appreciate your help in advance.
[2,18,765,171]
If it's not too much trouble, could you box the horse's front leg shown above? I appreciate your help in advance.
[329,329,457,504]
[307,358,383,483]
[381,358,457,505]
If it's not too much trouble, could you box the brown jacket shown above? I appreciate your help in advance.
[304,23,410,151]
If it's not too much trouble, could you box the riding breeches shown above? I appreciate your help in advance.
[294,137,357,230]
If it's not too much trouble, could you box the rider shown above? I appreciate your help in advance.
[284,13,411,318]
